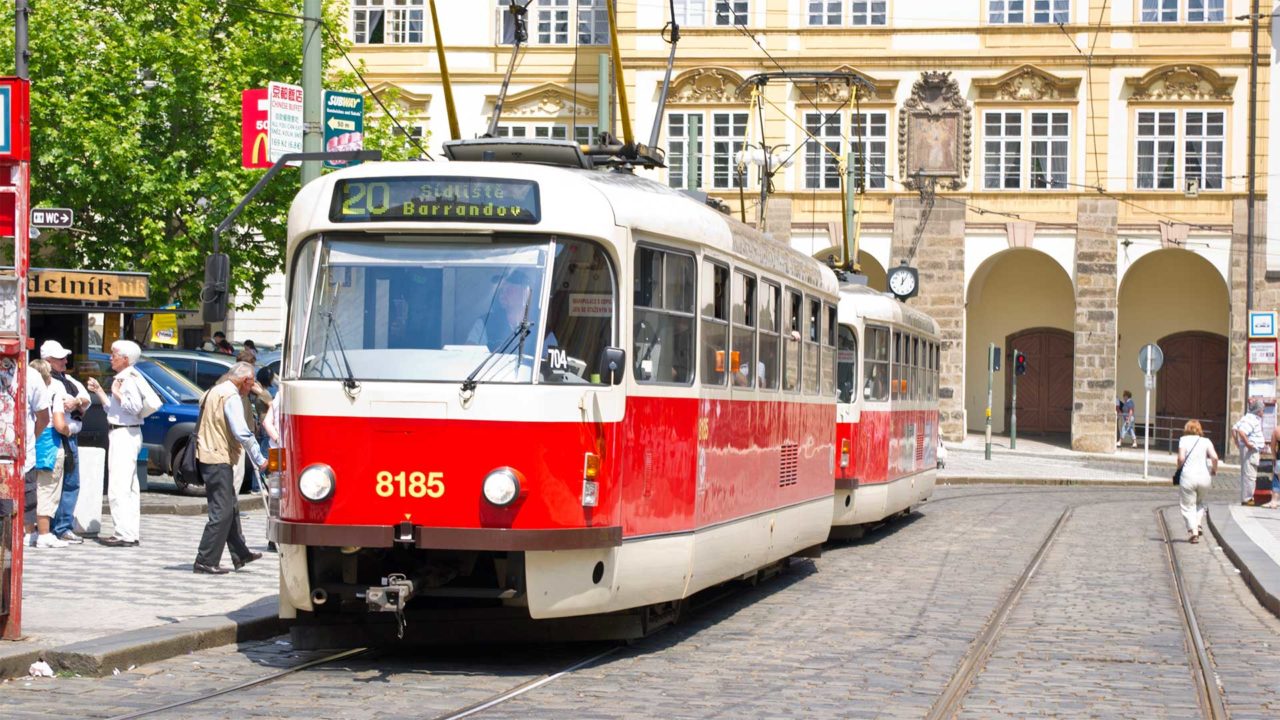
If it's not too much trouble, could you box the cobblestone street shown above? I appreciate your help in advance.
[3,485,1277,719]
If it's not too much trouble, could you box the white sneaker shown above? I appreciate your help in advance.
[35,533,68,548]
[58,531,84,544]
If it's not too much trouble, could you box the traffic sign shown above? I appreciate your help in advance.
[1249,310,1277,338]
[267,81,304,163]
[323,91,364,169]
[1138,343,1163,374]
[30,208,72,228]
[241,89,269,169]
[0,78,30,161]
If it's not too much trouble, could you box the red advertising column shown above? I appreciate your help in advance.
[0,77,31,641]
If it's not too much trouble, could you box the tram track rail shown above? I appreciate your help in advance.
[101,648,372,720]
[924,508,1072,720]
[1155,505,1229,720]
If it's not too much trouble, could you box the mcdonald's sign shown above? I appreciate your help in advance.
[241,88,270,169]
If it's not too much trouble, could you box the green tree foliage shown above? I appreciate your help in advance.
[0,0,424,307]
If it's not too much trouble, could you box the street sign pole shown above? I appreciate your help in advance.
[301,0,323,185]
[1144,365,1152,479]
[985,343,994,461]
[1010,348,1018,451]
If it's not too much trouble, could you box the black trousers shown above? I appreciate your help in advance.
[195,461,251,567]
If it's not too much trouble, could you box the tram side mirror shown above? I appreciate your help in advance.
[600,346,626,385]
[201,253,231,323]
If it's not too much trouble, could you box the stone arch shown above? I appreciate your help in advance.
[809,247,887,292]
[1124,64,1236,103]
[965,248,1076,434]
[972,65,1081,102]
[1117,249,1229,447]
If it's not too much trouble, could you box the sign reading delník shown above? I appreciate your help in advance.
[28,269,149,302]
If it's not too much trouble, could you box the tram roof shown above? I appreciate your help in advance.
[287,161,838,295]
[837,282,941,337]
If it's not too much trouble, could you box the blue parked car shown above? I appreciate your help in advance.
[79,351,203,492]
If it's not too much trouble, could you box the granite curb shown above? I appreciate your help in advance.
[0,597,286,680]
[1206,504,1280,620]
[940,476,1171,487]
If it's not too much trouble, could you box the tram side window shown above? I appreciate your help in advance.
[837,325,858,403]
[783,289,802,392]
[633,246,696,384]
[758,281,781,390]
[911,336,922,402]
[542,238,616,384]
[892,330,908,401]
[821,304,837,397]
[701,260,730,386]
[731,271,757,388]
[864,325,890,401]
[803,297,820,395]
[928,342,938,401]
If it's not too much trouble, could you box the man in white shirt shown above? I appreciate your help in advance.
[42,340,91,543]
[1233,399,1267,506]
[86,340,159,546]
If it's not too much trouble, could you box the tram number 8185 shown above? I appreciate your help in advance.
[375,470,445,499]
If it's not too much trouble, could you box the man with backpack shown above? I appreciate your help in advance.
[86,340,162,547]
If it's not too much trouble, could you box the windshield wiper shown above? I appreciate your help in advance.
[461,295,533,396]
[324,311,361,396]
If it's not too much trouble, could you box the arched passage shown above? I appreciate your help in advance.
[1118,249,1229,449]
[811,248,887,292]
[965,249,1075,435]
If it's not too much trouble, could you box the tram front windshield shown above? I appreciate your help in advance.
[295,236,616,385]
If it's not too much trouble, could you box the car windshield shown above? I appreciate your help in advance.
[138,359,202,403]
[296,236,616,384]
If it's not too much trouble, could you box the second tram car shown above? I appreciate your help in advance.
[269,157,842,643]
[832,283,940,528]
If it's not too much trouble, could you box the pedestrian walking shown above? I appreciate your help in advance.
[1177,419,1218,543]
[86,340,161,547]
[1232,399,1266,506]
[29,359,69,548]
[42,340,90,544]
[1117,390,1136,448]
[192,362,266,575]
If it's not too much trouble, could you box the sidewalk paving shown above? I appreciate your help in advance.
[1208,502,1280,620]
[1,508,281,679]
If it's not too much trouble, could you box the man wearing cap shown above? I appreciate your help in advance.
[41,340,90,544]
[86,340,160,546]
[467,269,537,351]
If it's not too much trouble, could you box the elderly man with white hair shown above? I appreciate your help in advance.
[1233,398,1267,507]
[86,339,160,546]
[193,361,267,575]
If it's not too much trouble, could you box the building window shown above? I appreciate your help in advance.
[498,1,607,45]
[1184,110,1225,191]
[989,0,1068,24]
[851,112,888,190]
[1136,110,1178,190]
[576,0,609,45]
[1140,0,1223,23]
[393,124,426,141]
[807,1,885,26]
[805,112,843,189]
[983,110,1069,190]
[667,112,748,190]
[1029,111,1069,189]
[983,111,1023,190]
[353,0,425,45]
[673,1,748,26]
[714,0,749,25]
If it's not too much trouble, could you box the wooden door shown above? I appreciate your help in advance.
[1156,332,1228,451]
[1005,328,1074,435]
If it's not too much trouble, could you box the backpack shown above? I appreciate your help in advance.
[136,370,163,417]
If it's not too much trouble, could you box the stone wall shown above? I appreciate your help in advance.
[892,197,967,441]
[1229,198,1271,459]
[1072,198,1119,453]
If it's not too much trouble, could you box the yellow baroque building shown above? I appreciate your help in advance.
[346,0,1277,454]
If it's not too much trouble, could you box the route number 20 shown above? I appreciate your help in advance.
[376,471,445,499]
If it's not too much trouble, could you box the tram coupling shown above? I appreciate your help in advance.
[359,573,416,638]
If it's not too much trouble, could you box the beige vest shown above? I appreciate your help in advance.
[196,381,243,466]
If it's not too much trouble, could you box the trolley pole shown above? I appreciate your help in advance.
[985,343,994,461]
[1010,348,1018,451]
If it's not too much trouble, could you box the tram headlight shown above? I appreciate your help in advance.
[482,467,522,507]
[298,464,336,503]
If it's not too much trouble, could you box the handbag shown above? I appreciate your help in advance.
[174,393,207,486]
[1173,438,1201,485]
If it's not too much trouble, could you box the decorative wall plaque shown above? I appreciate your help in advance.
[898,72,971,191]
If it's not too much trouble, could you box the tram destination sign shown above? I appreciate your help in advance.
[331,177,541,225]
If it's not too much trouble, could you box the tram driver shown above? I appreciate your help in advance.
[466,269,540,352]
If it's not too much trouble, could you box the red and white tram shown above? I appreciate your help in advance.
[270,156,843,643]
[832,283,940,529]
